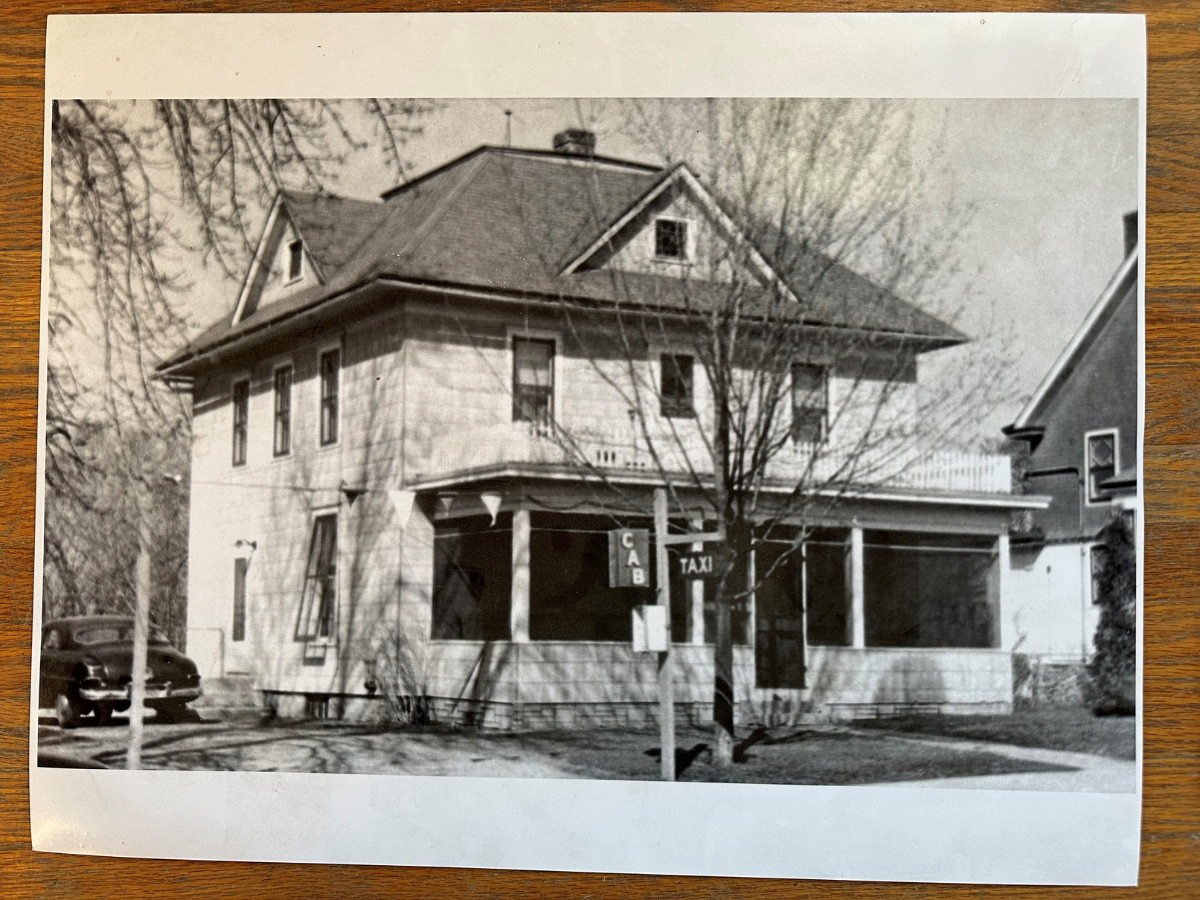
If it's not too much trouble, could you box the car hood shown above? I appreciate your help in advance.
[81,644,198,680]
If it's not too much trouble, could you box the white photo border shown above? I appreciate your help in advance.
[33,12,1146,885]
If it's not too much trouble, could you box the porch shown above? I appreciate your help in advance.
[421,506,1015,728]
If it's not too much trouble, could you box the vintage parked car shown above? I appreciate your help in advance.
[39,616,202,727]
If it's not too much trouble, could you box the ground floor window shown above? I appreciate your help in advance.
[801,528,849,646]
[432,514,512,640]
[232,557,248,642]
[530,513,655,641]
[863,530,996,648]
[754,528,847,688]
[296,514,337,641]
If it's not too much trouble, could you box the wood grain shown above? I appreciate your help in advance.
[2,3,1197,897]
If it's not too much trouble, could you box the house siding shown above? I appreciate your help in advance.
[1025,279,1138,541]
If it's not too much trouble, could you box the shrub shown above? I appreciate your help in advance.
[1087,513,1137,716]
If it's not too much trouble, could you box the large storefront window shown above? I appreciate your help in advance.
[432,514,512,640]
[863,530,996,648]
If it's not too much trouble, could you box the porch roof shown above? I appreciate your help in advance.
[402,462,1052,512]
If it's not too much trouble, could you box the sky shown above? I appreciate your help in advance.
[181,98,1139,441]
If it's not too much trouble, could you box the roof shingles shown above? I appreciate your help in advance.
[161,146,962,374]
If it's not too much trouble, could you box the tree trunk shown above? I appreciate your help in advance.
[712,400,736,765]
[713,576,735,765]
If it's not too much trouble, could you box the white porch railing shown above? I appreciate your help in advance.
[416,422,1012,495]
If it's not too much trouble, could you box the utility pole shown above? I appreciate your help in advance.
[127,485,152,770]
[653,487,675,782]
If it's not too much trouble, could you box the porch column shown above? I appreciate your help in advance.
[844,525,866,648]
[511,507,531,642]
[689,514,706,644]
[996,533,1012,650]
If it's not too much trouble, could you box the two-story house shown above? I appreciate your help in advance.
[159,131,1047,727]
[1003,214,1139,695]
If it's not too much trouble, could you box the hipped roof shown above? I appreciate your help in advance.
[161,145,964,376]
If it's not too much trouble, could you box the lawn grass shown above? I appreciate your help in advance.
[513,724,1073,785]
[855,707,1136,761]
[41,714,1117,783]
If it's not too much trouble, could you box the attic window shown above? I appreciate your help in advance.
[655,218,688,261]
[287,239,304,282]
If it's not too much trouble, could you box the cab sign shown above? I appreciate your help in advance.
[608,528,651,588]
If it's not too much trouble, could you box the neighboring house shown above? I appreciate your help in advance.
[159,131,1045,727]
[1003,214,1139,680]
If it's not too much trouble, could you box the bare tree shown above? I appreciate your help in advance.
[471,99,1014,763]
[43,99,433,636]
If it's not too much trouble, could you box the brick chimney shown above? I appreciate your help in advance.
[1123,210,1138,257]
[552,128,596,157]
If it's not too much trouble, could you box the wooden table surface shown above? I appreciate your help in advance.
[2,3,1197,897]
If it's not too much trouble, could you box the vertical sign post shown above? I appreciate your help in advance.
[653,488,675,782]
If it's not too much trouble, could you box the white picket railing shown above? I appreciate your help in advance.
[420,422,1012,495]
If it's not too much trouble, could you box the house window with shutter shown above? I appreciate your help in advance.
[319,348,339,446]
[792,363,828,444]
[231,379,249,466]
[660,353,695,418]
[1086,430,1117,502]
[232,557,248,642]
[296,514,337,641]
[273,365,292,457]
[513,337,555,427]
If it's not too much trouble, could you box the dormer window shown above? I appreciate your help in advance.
[287,239,304,282]
[654,218,688,261]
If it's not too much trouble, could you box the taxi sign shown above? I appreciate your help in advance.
[676,546,729,580]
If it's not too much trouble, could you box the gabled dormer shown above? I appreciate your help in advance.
[231,190,391,326]
[231,195,323,325]
[560,164,788,293]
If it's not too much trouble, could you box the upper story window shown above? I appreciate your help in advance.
[286,239,304,282]
[654,218,688,261]
[791,363,828,444]
[231,379,249,466]
[513,337,555,427]
[660,353,695,418]
[1087,430,1117,502]
[273,365,293,457]
[319,348,340,446]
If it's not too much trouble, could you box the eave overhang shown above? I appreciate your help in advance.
[157,272,962,381]
[402,462,1051,511]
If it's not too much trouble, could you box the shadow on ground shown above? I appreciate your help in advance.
[36,718,1079,785]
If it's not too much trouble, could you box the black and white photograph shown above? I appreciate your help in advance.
[30,13,1144,884]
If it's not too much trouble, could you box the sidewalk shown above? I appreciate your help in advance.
[862,732,1138,792]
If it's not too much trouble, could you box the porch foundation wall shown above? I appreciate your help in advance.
[259,641,1013,728]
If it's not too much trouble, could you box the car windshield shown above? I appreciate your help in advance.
[74,625,170,646]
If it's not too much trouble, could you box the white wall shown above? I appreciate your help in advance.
[1006,541,1100,662]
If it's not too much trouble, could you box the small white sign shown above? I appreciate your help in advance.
[631,604,667,652]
